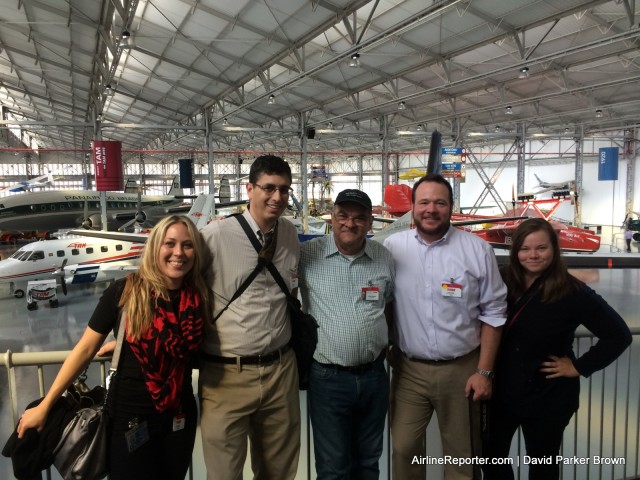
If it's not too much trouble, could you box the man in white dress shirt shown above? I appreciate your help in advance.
[383,174,507,480]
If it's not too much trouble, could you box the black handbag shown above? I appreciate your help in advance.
[53,313,126,480]
[234,215,319,390]
[280,288,319,390]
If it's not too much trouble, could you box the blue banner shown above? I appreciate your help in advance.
[598,147,619,181]
[178,158,195,188]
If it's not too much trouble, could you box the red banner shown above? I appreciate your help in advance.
[92,140,123,191]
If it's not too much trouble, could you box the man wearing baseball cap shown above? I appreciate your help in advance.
[298,188,395,479]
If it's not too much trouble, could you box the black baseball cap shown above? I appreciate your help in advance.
[334,189,372,211]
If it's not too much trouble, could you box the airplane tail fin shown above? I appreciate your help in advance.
[123,179,138,194]
[218,176,231,203]
[399,168,427,180]
[167,175,184,196]
[384,184,413,216]
[534,173,543,183]
[186,194,217,230]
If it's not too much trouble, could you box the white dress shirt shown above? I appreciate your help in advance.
[384,225,506,361]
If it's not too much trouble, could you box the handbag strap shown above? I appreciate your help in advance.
[234,214,294,301]
[109,309,127,375]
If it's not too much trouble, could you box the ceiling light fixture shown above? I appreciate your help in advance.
[416,124,423,131]
[495,125,501,132]
[327,122,333,129]
[267,94,275,105]
[222,118,228,126]
[505,105,513,115]
[104,84,115,96]
[595,108,603,118]
[398,101,406,111]
[119,30,133,49]
[349,52,361,68]
[518,66,529,78]
[565,127,570,133]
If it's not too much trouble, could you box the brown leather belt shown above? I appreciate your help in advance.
[201,343,291,366]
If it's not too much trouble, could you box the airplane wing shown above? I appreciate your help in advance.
[63,261,139,285]
[0,171,55,194]
[452,216,529,227]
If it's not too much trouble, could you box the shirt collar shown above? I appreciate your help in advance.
[243,209,275,239]
[413,224,455,247]
[324,234,369,260]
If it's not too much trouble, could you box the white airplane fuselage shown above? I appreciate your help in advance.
[0,235,144,296]
[0,190,181,231]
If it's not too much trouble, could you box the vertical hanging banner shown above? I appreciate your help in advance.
[178,158,195,188]
[598,147,619,181]
[440,147,467,183]
[92,140,123,191]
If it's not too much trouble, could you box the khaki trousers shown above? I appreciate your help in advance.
[390,348,481,480]
[198,349,300,480]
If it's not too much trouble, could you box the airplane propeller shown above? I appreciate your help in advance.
[118,186,151,231]
[52,258,69,295]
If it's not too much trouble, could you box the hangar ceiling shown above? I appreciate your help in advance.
[0,0,639,158]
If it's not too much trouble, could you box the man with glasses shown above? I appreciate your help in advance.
[199,155,300,480]
[298,188,395,479]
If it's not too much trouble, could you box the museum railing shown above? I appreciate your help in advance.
[2,328,639,480]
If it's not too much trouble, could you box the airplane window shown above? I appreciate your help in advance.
[116,245,123,251]
[31,251,45,260]
[86,247,94,254]
[10,250,25,259]
[72,249,79,255]
[57,250,65,257]
[101,246,108,252]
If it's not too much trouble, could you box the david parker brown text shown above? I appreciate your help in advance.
[411,455,626,466]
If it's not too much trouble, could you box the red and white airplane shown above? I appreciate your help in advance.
[382,185,600,253]
[0,194,225,299]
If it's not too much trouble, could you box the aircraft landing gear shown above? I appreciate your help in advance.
[27,301,37,311]
[14,289,25,299]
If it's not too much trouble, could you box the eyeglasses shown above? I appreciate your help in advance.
[252,183,293,196]
[333,212,371,226]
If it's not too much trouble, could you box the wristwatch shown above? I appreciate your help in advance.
[476,368,495,380]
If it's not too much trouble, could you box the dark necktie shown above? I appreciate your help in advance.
[258,221,278,263]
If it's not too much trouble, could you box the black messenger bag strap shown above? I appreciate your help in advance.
[234,214,292,299]
[213,215,266,322]
[235,213,263,253]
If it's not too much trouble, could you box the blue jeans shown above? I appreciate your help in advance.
[309,357,389,480]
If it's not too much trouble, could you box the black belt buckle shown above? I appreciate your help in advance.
[344,362,373,374]
[255,349,279,365]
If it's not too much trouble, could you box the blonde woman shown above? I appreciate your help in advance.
[17,215,211,480]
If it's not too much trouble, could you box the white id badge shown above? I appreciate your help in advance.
[173,414,186,432]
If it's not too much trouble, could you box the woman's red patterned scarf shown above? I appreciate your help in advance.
[126,286,204,412]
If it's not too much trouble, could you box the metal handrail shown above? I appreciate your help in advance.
[2,328,639,480]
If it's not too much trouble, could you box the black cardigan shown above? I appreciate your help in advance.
[494,281,632,418]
